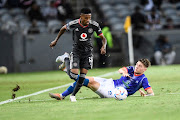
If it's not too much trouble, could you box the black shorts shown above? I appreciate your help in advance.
[70,52,93,70]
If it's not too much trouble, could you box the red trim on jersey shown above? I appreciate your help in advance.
[144,87,151,91]
[123,67,128,73]
[134,73,143,76]
[98,33,103,36]
[78,19,89,28]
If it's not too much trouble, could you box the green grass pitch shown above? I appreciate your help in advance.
[0,65,180,120]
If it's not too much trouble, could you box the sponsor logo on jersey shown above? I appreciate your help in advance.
[79,33,88,41]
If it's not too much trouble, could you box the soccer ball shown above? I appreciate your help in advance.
[0,66,8,74]
[113,87,128,100]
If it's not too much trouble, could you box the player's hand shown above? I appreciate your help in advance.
[100,47,106,54]
[49,40,57,48]
[139,89,146,97]
[123,73,131,78]
[118,68,131,78]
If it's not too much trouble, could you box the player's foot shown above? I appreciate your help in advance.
[70,95,77,102]
[56,52,69,63]
[58,62,67,72]
[49,93,64,100]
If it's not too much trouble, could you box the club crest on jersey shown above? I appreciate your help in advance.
[88,28,93,33]
[80,33,88,41]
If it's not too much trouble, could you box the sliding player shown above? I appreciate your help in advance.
[49,58,154,100]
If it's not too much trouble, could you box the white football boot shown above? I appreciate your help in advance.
[58,62,67,72]
[55,52,69,63]
[70,95,77,102]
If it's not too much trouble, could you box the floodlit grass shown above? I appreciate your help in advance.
[0,65,180,120]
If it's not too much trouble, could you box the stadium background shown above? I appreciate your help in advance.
[0,0,180,73]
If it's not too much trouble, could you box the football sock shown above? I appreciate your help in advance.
[62,82,76,97]
[69,71,78,80]
[64,58,78,81]
[64,58,70,75]
[71,73,86,96]
[61,78,89,97]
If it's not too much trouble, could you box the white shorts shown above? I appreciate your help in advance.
[93,77,115,98]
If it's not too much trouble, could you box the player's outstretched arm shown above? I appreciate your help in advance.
[118,67,131,78]
[49,25,67,48]
[99,34,107,54]
[139,89,154,97]
[146,88,154,96]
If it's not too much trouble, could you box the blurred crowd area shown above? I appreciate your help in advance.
[95,0,180,32]
[1,0,180,34]
[1,0,180,72]
[0,0,74,34]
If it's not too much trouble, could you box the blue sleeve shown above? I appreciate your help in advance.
[142,78,151,91]
[126,66,134,74]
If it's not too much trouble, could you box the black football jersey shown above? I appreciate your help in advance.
[66,19,102,54]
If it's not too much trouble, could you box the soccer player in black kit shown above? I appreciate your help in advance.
[49,8,107,102]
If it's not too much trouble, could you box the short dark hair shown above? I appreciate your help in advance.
[80,8,91,14]
[139,58,151,68]
[135,5,141,12]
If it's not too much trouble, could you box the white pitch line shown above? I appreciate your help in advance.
[0,71,118,105]
[166,93,180,94]
[0,83,72,105]
[13,99,53,102]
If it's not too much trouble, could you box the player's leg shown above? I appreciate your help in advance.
[50,52,78,101]
[71,68,87,96]
[86,77,100,91]
[49,76,98,100]
[62,77,99,98]
[58,52,79,81]
[56,52,69,63]
[70,53,93,101]
[164,51,176,65]
[68,52,82,102]
[154,51,163,65]
[70,68,88,102]
[68,52,80,81]
[92,77,115,98]
[49,77,90,100]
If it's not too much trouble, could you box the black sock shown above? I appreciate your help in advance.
[71,73,86,96]
[64,58,70,76]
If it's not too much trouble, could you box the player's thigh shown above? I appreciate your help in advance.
[86,77,100,91]
[94,77,115,98]
[70,52,80,69]
[80,53,93,70]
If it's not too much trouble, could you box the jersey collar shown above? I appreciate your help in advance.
[134,73,143,76]
[78,19,89,28]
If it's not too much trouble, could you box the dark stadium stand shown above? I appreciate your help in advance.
[0,0,180,72]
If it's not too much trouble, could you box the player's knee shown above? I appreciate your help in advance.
[69,71,79,81]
